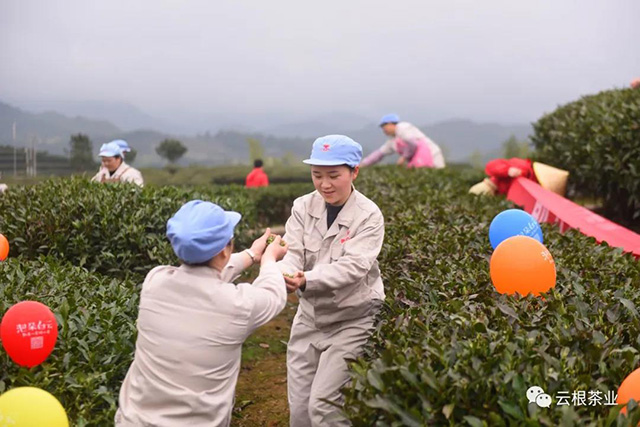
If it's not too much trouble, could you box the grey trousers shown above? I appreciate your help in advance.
[287,309,377,427]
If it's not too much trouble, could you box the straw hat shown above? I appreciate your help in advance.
[533,162,569,196]
[469,178,497,196]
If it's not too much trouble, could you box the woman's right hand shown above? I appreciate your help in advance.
[262,235,288,264]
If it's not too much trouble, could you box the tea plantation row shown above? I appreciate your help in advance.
[1,168,639,426]
[342,168,640,426]
[0,178,311,425]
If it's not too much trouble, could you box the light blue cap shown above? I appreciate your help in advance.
[166,200,242,264]
[379,113,400,126]
[112,139,131,153]
[302,135,363,168]
[98,141,123,158]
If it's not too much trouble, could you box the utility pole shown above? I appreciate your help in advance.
[34,136,38,177]
[12,121,17,176]
[25,136,37,177]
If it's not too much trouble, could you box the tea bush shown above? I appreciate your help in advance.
[1,167,639,425]
[531,88,640,223]
[248,183,314,225]
[0,257,139,426]
[0,178,309,279]
[344,167,640,426]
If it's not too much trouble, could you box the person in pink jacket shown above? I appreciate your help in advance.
[360,114,446,169]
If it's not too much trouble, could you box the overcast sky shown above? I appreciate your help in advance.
[1,0,639,131]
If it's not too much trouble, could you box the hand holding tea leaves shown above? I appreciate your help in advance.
[284,271,306,293]
[262,235,288,264]
[266,234,287,246]
[248,228,272,263]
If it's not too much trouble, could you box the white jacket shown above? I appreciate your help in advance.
[279,188,385,329]
[115,255,286,427]
[91,162,144,186]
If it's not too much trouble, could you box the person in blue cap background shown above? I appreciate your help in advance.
[278,135,385,426]
[91,141,144,186]
[360,113,446,169]
[116,200,288,427]
[112,139,137,162]
[113,139,132,156]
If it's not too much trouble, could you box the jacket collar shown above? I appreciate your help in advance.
[178,263,222,279]
[310,186,358,238]
[100,161,129,176]
[112,161,130,177]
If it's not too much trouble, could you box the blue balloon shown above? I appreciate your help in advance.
[489,209,543,249]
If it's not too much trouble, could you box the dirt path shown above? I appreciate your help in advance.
[231,294,298,426]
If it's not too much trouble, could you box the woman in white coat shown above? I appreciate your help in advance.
[279,135,385,426]
[116,200,289,426]
[91,141,144,186]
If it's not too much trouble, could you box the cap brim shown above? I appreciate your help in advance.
[225,211,242,229]
[99,151,119,157]
[302,159,350,166]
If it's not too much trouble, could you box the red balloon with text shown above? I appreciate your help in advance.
[1,301,59,367]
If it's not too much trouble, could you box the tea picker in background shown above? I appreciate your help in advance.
[360,113,446,169]
[469,157,569,196]
[91,141,144,186]
[0,172,7,194]
[245,159,270,188]
[631,78,640,89]
[279,135,385,426]
[116,201,289,426]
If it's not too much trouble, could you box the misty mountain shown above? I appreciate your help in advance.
[263,111,373,138]
[11,99,178,134]
[263,116,532,163]
[333,119,532,163]
[0,100,533,167]
[0,102,121,152]
[426,119,532,161]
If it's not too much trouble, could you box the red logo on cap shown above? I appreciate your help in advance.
[322,144,331,152]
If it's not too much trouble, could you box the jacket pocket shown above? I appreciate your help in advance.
[330,242,343,262]
[303,238,321,271]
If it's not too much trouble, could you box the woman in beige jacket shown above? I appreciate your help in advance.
[116,200,288,426]
[279,135,385,426]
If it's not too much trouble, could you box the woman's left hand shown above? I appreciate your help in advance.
[249,228,271,263]
[284,271,306,293]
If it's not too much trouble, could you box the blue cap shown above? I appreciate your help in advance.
[302,135,363,168]
[112,139,131,153]
[379,113,400,126]
[98,142,123,158]
[166,200,242,264]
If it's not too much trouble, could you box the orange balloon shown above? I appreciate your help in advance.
[0,233,8,261]
[490,235,556,296]
[618,367,640,406]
